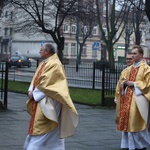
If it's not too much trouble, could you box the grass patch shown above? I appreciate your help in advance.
[8,80,29,94]
[69,87,101,105]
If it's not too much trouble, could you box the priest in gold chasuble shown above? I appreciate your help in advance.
[23,43,79,150]
[115,45,150,150]
[115,53,134,122]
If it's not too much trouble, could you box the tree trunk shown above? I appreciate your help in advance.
[146,0,150,21]
[107,42,115,71]
[55,37,65,64]
[135,31,141,45]
[78,43,83,64]
[134,10,141,45]
[57,47,63,63]
[101,44,107,61]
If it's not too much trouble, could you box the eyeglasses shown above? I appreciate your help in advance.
[126,58,132,60]
[39,49,45,52]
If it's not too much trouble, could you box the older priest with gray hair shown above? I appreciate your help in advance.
[23,43,79,150]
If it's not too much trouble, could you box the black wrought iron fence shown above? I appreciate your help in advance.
[0,61,125,107]
[64,63,102,89]
[65,63,123,87]
[0,62,8,109]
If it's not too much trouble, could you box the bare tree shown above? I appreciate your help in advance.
[145,0,150,21]
[0,0,6,8]
[128,0,147,45]
[75,0,97,64]
[129,0,149,22]
[132,1,146,45]
[96,0,131,69]
[7,0,78,63]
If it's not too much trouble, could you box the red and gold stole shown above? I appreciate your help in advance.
[28,62,45,134]
[117,66,139,131]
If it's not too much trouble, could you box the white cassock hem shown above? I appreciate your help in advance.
[24,98,65,150]
[121,128,150,150]
[23,133,65,150]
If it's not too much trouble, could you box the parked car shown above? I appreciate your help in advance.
[8,55,31,68]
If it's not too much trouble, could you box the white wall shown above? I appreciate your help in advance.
[11,32,54,57]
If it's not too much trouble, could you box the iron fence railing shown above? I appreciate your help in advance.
[0,61,126,107]
[64,62,124,90]
[0,62,8,109]
[64,63,102,89]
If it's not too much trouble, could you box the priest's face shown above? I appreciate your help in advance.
[39,45,48,59]
[126,54,133,67]
[132,48,143,63]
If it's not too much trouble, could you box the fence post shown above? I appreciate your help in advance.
[92,62,96,89]
[1,63,4,99]
[101,63,105,106]
[4,61,8,109]
[36,59,39,68]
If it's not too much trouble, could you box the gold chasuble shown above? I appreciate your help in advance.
[26,54,79,138]
[116,60,150,132]
[115,67,128,102]
[28,62,47,135]
[115,68,129,123]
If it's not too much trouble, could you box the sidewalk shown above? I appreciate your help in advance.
[0,92,149,150]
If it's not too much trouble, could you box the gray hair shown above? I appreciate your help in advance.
[44,43,56,54]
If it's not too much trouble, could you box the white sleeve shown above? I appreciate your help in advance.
[134,83,142,96]
[28,85,33,92]
[32,88,46,102]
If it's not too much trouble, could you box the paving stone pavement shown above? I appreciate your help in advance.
[0,92,150,150]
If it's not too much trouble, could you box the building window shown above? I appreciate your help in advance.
[92,50,97,58]
[10,11,13,21]
[83,26,87,35]
[71,43,76,55]
[93,26,98,35]
[64,43,68,55]
[5,11,8,18]
[4,45,7,54]
[93,4,97,13]
[82,44,87,56]
[5,28,8,35]
[103,3,106,17]
[71,25,76,34]
[103,28,107,36]
[10,28,13,36]
[115,31,119,39]
[63,24,68,33]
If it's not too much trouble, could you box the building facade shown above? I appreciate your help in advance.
[0,2,149,63]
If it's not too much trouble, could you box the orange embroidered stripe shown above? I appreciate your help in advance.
[28,62,46,134]
[118,67,139,131]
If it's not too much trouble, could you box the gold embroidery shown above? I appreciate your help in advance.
[118,67,139,131]
[28,62,46,134]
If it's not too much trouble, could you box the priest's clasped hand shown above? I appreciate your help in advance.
[124,80,134,87]
[28,91,33,100]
